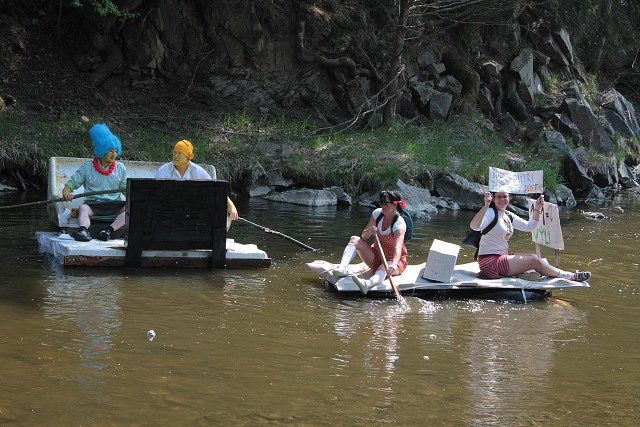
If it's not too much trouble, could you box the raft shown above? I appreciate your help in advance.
[306,260,589,302]
[37,231,270,269]
[39,157,270,269]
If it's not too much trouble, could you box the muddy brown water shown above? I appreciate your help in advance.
[1,191,638,426]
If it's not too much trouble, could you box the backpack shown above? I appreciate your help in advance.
[461,206,512,257]
[376,209,413,242]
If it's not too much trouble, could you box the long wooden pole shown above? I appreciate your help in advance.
[237,217,317,251]
[0,189,123,210]
[373,232,402,301]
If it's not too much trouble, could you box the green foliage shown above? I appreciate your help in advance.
[542,72,563,94]
[579,74,600,105]
[70,0,137,19]
[0,111,91,175]
[0,102,568,198]
[621,137,640,163]
[526,158,565,192]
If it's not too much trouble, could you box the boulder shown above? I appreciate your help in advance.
[265,188,337,206]
[601,88,640,138]
[393,179,438,214]
[562,98,614,152]
[545,131,594,195]
[408,77,434,112]
[429,90,453,120]
[433,172,487,211]
[553,184,577,207]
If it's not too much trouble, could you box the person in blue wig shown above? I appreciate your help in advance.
[62,123,128,242]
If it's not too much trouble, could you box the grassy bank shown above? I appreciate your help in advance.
[0,106,567,195]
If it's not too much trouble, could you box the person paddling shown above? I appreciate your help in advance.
[333,190,409,295]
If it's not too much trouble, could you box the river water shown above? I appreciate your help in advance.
[0,190,638,426]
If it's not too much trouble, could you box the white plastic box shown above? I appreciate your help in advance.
[422,239,460,282]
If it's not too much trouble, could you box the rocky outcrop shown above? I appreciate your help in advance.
[3,1,639,207]
[87,1,636,198]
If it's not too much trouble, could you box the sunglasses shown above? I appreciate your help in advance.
[494,195,510,199]
[379,200,394,206]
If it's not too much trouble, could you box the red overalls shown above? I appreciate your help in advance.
[370,231,408,274]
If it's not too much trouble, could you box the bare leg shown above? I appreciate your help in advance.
[76,204,95,228]
[110,207,126,231]
[507,253,564,277]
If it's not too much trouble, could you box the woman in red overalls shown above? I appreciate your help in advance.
[333,190,408,294]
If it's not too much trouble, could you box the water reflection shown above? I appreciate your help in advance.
[1,191,639,426]
[461,302,586,426]
[41,271,123,412]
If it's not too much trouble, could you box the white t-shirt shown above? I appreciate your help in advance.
[371,208,406,236]
[155,162,212,180]
[475,208,538,256]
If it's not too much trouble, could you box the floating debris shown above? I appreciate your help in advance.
[580,211,606,220]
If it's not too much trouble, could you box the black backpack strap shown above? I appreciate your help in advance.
[376,212,399,238]
[376,212,399,229]
[476,206,500,259]
[481,206,500,235]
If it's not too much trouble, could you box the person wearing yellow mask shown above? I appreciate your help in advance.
[155,139,238,221]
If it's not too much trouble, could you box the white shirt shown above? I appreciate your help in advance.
[476,208,538,256]
[372,208,406,236]
[155,162,212,180]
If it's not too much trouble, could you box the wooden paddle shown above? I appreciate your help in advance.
[373,232,402,301]
[237,216,317,251]
[0,189,123,210]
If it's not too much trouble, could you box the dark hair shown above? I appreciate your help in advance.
[379,190,403,211]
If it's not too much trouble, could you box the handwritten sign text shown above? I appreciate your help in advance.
[489,167,544,194]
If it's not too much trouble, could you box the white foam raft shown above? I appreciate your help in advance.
[306,260,589,302]
[37,231,271,269]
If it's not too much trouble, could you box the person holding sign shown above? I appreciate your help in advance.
[469,191,591,282]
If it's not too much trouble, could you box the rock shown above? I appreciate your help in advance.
[618,162,639,188]
[408,77,434,111]
[525,116,545,141]
[563,97,614,152]
[601,88,640,138]
[429,90,453,120]
[436,75,462,96]
[545,131,594,195]
[264,188,337,206]
[393,179,438,214]
[433,172,487,211]
[554,184,577,207]
[325,186,352,205]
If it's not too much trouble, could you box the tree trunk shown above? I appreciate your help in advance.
[382,0,411,126]
[588,0,612,72]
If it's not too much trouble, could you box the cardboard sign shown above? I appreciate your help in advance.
[489,167,544,194]
[527,199,564,250]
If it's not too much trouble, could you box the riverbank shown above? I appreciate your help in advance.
[0,103,566,200]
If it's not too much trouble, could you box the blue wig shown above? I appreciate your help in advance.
[90,123,122,158]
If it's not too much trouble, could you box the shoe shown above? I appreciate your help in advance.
[72,229,91,242]
[352,276,369,295]
[574,271,591,282]
[332,268,349,277]
[97,228,111,241]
